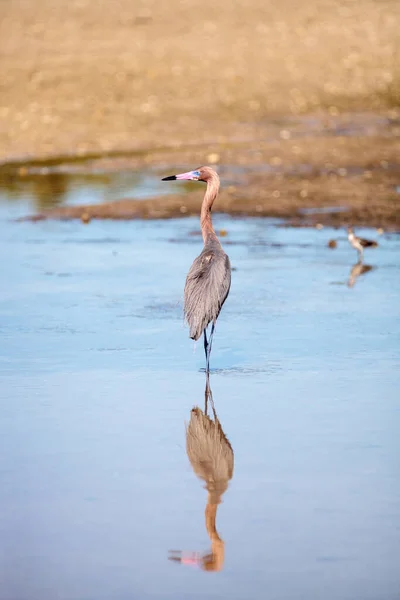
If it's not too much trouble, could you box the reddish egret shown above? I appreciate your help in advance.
[168,381,234,571]
[162,166,231,372]
[347,226,378,262]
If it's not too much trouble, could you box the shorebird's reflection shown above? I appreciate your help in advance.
[348,261,375,287]
[169,379,234,572]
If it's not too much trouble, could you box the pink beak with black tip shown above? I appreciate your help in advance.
[162,169,201,181]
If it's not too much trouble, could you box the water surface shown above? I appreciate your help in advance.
[0,184,399,599]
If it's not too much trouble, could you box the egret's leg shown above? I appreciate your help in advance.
[203,329,208,360]
[206,322,215,373]
[208,322,215,355]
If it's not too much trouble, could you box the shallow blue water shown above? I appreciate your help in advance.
[0,187,400,599]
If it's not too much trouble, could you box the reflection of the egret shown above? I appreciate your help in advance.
[169,378,234,572]
[348,261,375,288]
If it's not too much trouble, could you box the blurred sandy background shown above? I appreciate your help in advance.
[1,0,399,160]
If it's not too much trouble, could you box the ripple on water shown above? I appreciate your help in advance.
[200,363,283,376]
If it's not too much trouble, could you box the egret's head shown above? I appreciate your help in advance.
[162,166,217,183]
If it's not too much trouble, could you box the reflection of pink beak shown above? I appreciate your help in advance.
[182,557,201,567]
[168,550,201,568]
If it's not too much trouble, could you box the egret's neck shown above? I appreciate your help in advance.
[348,231,355,241]
[200,176,220,244]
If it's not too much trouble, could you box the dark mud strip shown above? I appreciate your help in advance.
[6,114,400,230]
[17,174,400,230]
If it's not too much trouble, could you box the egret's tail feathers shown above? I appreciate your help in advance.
[190,324,203,342]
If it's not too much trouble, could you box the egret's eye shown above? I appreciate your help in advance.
[193,170,201,178]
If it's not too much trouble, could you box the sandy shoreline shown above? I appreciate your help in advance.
[1,0,399,228]
[2,0,400,159]
[8,112,400,230]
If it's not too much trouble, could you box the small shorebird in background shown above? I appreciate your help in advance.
[162,166,231,372]
[347,226,378,262]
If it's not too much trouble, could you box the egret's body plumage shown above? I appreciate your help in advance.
[184,239,231,342]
